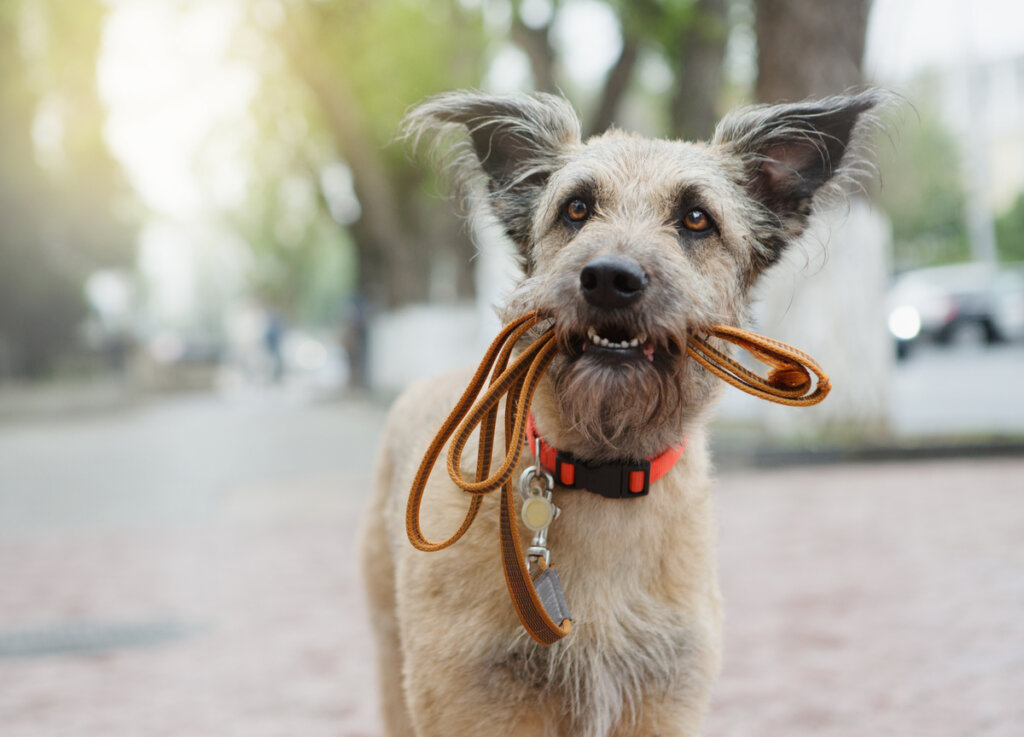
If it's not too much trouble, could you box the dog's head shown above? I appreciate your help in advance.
[404,91,883,461]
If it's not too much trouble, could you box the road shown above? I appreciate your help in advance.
[891,341,1024,435]
[1,386,1022,736]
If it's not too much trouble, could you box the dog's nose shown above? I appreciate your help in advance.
[580,257,647,309]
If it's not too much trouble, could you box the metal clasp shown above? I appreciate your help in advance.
[520,436,559,572]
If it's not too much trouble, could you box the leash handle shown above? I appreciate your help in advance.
[686,325,830,406]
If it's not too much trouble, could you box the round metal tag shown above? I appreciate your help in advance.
[521,495,555,531]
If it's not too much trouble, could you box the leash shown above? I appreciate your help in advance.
[685,325,830,406]
[405,311,830,646]
[405,311,569,644]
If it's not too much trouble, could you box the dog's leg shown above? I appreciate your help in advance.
[360,448,416,737]
[395,519,563,736]
[400,643,561,737]
[621,680,719,737]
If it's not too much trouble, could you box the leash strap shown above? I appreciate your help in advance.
[405,311,571,645]
[405,314,830,646]
[686,325,830,406]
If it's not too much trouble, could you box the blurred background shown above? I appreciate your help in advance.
[1,1,1022,735]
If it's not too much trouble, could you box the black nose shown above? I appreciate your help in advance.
[580,257,647,310]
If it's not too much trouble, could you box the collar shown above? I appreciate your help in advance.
[525,414,685,499]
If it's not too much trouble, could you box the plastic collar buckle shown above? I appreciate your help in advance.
[554,451,651,498]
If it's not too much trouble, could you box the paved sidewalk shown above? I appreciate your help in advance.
[1,396,1021,735]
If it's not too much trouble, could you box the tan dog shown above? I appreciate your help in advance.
[360,90,883,736]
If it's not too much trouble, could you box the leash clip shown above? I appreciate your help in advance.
[520,437,559,571]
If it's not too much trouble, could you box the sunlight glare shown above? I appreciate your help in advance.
[98,0,257,218]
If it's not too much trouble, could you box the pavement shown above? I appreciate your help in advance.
[1,390,1022,736]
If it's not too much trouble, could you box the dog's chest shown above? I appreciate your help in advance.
[497,590,699,691]
[485,600,701,735]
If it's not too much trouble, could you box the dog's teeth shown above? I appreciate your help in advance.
[591,333,602,345]
[587,327,597,339]
[619,340,629,348]
[600,338,610,347]
[637,333,647,343]
[629,338,639,347]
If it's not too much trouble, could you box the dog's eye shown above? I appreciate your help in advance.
[564,199,590,223]
[682,208,712,233]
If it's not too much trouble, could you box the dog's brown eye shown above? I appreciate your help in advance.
[565,199,589,222]
[682,208,711,232]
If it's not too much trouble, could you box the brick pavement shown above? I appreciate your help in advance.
[2,424,1021,735]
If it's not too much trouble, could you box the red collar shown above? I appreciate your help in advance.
[525,414,685,499]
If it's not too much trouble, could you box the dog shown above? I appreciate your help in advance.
[360,89,884,736]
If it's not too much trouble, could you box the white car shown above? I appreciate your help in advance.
[886,263,1024,357]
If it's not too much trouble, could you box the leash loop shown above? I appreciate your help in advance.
[686,325,830,406]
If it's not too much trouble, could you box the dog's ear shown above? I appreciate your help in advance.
[403,91,581,253]
[713,90,884,252]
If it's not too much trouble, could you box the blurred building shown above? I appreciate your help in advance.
[932,53,1024,214]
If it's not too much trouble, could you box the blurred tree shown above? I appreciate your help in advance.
[234,0,736,386]
[876,109,970,269]
[232,163,355,325]
[751,0,890,437]
[239,0,488,315]
[995,193,1024,263]
[240,0,738,316]
[0,0,135,378]
[754,0,870,102]
[518,0,731,140]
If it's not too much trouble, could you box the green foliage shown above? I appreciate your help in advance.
[0,0,136,377]
[229,0,732,318]
[228,0,490,316]
[995,192,1024,263]
[619,0,719,64]
[875,107,970,269]
[322,1,486,140]
[232,169,355,325]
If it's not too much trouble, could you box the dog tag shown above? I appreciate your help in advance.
[522,494,556,531]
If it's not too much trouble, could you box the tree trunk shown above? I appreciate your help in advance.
[280,25,476,312]
[754,0,870,102]
[670,0,729,141]
[750,0,891,437]
[511,15,558,94]
[587,35,640,138]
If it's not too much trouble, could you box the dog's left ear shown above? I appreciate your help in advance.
[713,90,884,244]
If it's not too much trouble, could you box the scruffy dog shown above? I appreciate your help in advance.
[361,89,882,737]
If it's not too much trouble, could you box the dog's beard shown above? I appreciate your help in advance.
[551,350,687,463]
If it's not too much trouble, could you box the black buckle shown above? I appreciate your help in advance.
[554,451,651,499]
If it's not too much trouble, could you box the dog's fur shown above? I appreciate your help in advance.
[360,90,884,736]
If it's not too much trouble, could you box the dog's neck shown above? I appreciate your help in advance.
[530,375,698,465]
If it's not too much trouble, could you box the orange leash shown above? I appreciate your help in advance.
[405,311,570,644]
[406,314,830,646]
[687,325,831,406]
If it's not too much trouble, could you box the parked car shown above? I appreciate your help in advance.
[886,262,1024,358]
[993,264,1024,342]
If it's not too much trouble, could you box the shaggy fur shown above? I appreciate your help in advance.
[362,89,884,736]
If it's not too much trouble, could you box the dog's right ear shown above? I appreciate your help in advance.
[403,91,581,253]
